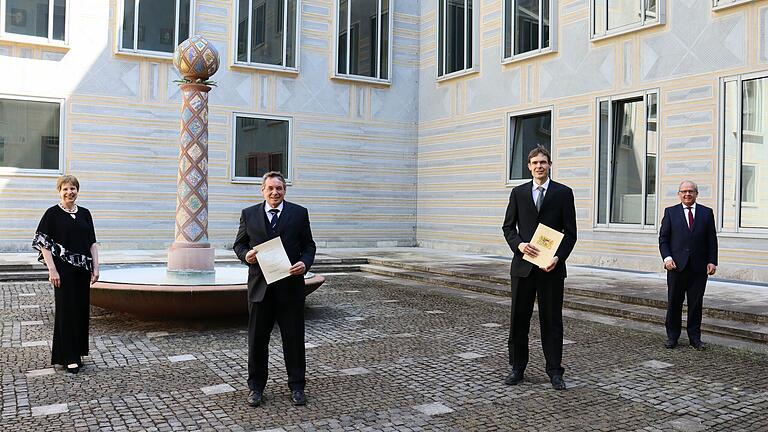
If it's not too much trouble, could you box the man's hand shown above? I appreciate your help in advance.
[664,258,677,271]
[518,242,540,257]
[245,249,258,264]
[541,256,559,272]
[289,261,306,276]
[707,263,717,276]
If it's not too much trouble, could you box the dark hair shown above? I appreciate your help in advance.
[527,145,552,164]
[261,171,286,187]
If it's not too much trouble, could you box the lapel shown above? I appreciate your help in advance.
[275,201,293,235]
[253,202,267,236]
[539,180,557,214]
[522,181,538,216]
[675,204,691,234]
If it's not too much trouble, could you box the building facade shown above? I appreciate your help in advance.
[1,0,767,281]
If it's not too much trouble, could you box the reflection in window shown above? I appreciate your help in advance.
[592,0,661,38]
[504,0,551,58]
[337,0,390,80]
[508,111,551,181]
[0,97,61,171]
[597,91,658,226]
[438,0,473,77]
[3,0,66,41]
[722,75,768,229]
[234,116,290,180]
[121,0,192,55]
[237,0,297,68]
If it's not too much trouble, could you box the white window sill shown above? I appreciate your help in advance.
[590,20,664,42]
[436,68,479,83]
[331,73,391,86]
[231,177,294,186]
[502,48,556,65]
[0,33,68,50]
[115,49,175,61]
[592,225,657,233]
[713,0,756,11]
[231,62,299,75]
[717,229,768,238]
[0,167,62,177]
[506,179,531,188]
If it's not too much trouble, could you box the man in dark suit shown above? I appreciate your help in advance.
[234,171,316,407]
[502,145,577,390]
[659,180,717,351]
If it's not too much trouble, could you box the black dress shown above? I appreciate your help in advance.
[33,205,97,366]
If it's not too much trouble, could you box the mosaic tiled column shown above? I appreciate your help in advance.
[168,36,220,272]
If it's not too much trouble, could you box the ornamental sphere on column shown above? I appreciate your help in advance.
[173,35,220,82]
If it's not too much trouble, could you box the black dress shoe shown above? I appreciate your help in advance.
[690,340,705,351]
[550,375,566,390]
[247,389,263,407]
[664,339,678,349]
[291,389,307,406]
[503,370,524,385]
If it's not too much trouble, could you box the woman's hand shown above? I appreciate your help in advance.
[49,269,61,288]
[91,269,100,284]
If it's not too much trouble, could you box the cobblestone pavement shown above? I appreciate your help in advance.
[1,273,767,431]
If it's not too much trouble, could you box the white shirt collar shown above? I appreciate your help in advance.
[265,201,284,215]
[532,178,551,192]
[681,202,697,210]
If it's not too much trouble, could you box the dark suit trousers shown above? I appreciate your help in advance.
[508,268,565,377]
[665,266,707,343]
[247,289,306,392]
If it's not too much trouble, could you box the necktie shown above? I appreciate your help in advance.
[686,207,694,231]
[269,209,279,230]
[535,186,545,212]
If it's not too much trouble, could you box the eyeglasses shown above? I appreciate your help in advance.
[678,190,697,194]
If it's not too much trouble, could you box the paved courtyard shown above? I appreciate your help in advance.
[1,272,767,431]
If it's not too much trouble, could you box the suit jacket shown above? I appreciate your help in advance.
[659,203,718,273]
[234,200,316,303]
[502,180,578,278]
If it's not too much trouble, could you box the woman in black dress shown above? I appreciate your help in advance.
[32,175,99,374]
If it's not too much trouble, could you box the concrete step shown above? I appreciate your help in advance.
[0,270,48,282]
[360,264,768,343]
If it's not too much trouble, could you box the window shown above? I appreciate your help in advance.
[120,0,192,55]
[503,0,554,60]
[508,110,551,182]
[721,74,768,230]
[713,0,756,9]
[596,91,658,227]
[437,0,474,78]
[1,0,67,42]
[0,96,62,173]
[591,0,661,39]
[236,0,298,69]
[233,114,291,182]
[336,0,390,81]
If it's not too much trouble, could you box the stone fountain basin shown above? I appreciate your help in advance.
[91,263,324,319]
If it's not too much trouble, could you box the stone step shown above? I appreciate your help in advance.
[360,264,768,343]
[0,270,48,282]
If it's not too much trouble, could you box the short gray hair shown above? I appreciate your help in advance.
[261,171,286,187]
[679,180,698,193]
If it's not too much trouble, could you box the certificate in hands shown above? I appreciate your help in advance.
[253,236,292,284]
[523,223,564,269]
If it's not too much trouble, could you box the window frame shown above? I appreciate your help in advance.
[0,94,65,177]
[506,106,554,186]
[0,0,70,46]
[117,0,196,59]
[230,112,293,184]
[589,0,664,41]
[713,0,756,11]
[593,89,660,230]
[333,0,393,84]
[232,0,301,73]
[718,72,768,234]
[436,0,479,81]
[501,0,558,64]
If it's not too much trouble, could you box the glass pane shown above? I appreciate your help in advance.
[178,0,191,44]
[446,0,465,74]
[338,0,348,74]
[379,0,389,79]
[122,0,136,50]
[466,0,472,67]
[6,0,49,38]
[251,0,287,65]
[0,99,60,170]
[740,77,768,228]
[593,0,606,35]
[597,101,609,224]
[514,0,539,55]
[645,93,658,225]
[52,0,65,40]
[349,0,377,77]
[237,0,248,61]
[503,0,512,58]
[645,0,657,21]
[610,98,644,224]
[438,0,444,76]
[607,0,642,31]
[542,0,549,49]
[234,117,289,178]
[721,80,739,230]
[509,112,551,180]
[286,0,297,67]
[137,0,176,53]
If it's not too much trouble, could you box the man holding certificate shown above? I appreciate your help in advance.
[234,171,316,407]
[502,145,577,390]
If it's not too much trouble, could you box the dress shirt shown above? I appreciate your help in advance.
[532,178,551,203]
[264,201,284,223]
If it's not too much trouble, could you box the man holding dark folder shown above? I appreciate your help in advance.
[502,145,577,390]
